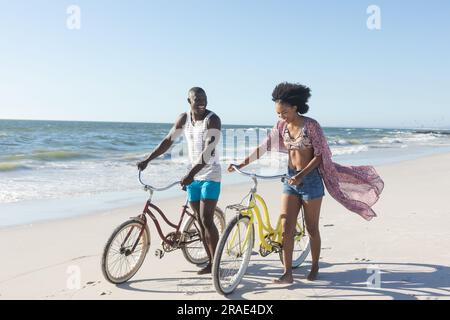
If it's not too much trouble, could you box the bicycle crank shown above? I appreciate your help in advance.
[259,235,282,256]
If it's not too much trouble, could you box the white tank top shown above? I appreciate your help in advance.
[183,111,221,182]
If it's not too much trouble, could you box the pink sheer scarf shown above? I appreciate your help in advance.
[260,117,384,221]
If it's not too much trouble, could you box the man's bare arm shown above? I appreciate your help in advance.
[137,113,187,170]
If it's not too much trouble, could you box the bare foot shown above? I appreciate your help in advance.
[307,264,319,281]
[197,264,212,275]
[272,273,293,284]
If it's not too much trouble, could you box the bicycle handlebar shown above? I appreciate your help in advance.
[138,170,181,192]
[230,164,289,181]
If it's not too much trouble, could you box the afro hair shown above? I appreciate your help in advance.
[272,82,311,114]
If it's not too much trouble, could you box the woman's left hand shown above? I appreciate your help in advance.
[288,173,303,186]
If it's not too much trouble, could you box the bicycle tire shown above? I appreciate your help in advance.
[279,212,310,268]
[212,214,254,295]
[181,207,226,265]
[101,218,150,284]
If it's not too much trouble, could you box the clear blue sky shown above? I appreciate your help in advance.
[1,0,449,128]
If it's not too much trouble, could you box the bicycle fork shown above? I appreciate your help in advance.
[120,214,147,256]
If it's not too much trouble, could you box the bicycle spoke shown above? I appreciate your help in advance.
[124,257,132,275]
[108,254,123,274]
[115,256,123,278]
[129,252,139,265]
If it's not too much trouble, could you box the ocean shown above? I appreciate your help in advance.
[1,119,450,227]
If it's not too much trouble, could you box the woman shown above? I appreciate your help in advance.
[229,82,384,284]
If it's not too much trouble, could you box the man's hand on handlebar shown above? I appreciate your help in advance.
[137,159,149,171]
[180,172,194,188]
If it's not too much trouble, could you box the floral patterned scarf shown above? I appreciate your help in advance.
[260,116,384,221]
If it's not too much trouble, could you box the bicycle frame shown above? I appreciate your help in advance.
[227,165,306,255]
[232,190,306,257]
[139,199,199,247]
[121,172,203,251]
[239,191,281,252]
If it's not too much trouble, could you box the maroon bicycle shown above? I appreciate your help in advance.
[101,171,225,284]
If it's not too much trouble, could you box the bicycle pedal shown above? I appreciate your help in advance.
[154,249,164,259]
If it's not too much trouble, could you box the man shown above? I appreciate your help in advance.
[137,87,221,275]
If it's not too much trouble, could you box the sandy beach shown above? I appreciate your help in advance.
[1,152,449,300]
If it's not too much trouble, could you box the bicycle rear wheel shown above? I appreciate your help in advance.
[212,215,254,295]
[101,218,150,284]
[279,211,310,268]
[181,207,226,265]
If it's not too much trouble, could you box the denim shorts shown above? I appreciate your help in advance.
[187,180,221,202]
[283,167,325,201]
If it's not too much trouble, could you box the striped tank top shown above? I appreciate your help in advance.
[183,111,221,182]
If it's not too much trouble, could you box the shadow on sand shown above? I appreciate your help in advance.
[117,260,450,300]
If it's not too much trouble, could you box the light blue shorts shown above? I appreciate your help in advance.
[187,180,221,202]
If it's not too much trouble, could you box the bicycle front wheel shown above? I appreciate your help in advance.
[212,215,254,295]
[101,218,150,284]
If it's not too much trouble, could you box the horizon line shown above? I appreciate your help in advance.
[0,117,449,131]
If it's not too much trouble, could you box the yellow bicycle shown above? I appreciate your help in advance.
[212,165,310,295]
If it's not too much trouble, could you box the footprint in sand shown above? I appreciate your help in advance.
[86,280,101,287]
[100,291,112,296]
